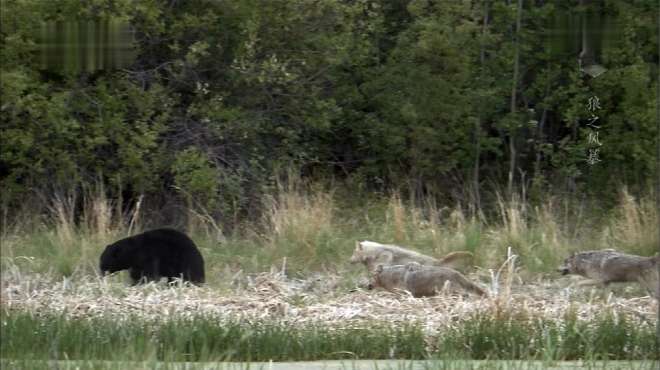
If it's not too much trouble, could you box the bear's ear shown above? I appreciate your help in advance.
[374,264,384,274]
[355,241,363,251]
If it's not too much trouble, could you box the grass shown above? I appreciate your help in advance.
[439,309,657,361]
[2,184,657,282]
[1,360,657,370]
[1,183,658,364]
[1,310,656,363]
[0,311,426,362]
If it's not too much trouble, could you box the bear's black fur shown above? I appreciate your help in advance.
[100,228,205,285]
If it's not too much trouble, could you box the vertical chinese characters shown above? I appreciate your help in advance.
[586,96,602,165]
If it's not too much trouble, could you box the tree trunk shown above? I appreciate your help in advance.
[578,0,594,70]
[473,0,490,214]
[534,106,548,179]
[508,0,523,198]
[655,0,660,309]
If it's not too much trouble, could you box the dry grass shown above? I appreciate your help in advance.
[259,176,338,268]
[3,266,656,335]
[2,182,657,280]
[265,188,334,248]
[2,184,658,363]
[2,246,657,361]
[606,188,659,254]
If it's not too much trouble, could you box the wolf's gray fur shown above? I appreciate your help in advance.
[403,264,487,297]
[368,262,486,297]
[558,249,659,297]
[365,262,421,293]
[349,240,473,272]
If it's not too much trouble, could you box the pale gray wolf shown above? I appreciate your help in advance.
[367,262,487,298]
[558,249,659,297]
[349,240,473,272]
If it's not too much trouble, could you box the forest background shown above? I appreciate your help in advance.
[1,0,659,275]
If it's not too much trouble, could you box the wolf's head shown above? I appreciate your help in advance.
[558,250,617,276]
[366,264,385,290]
[366,263,412,292]
[557,253,577,275]
[558,251,600,276]
[349,241,365,264]
[350,241,381,265]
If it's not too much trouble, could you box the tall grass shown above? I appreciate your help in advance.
[1,310,655,362]
[0,311,426,362]
[262,177,339,269]
[439,309,657,361]
[1,181,657,279]
[0,184,144,277]
[606,188,659,255]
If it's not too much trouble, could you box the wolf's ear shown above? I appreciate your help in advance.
[406,262,420,271]
[355,241,362,250]
[374,264,384,274]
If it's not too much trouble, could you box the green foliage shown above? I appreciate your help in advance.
[172,147,219,209]
[440,310,657,361]
[0,73,170,207]
[2,310,655,362]
[1,0,658,223]
[1,311,426,361]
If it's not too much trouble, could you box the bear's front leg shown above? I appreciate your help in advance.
[129,268,147,285]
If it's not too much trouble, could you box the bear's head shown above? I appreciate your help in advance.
[99,242,131,275]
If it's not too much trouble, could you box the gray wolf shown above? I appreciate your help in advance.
[100,228,205,285]
[558,249,659,297]
[349,240,473,272]
[368,262,487,297]
[365,262,422,293]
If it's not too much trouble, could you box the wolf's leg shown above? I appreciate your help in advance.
[636,275,660,298]
[576,279,605,287]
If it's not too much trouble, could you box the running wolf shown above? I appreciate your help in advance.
[558,249,659,297]
[367,262,487,297]
[349,240,473,272]
[365,262,423,293]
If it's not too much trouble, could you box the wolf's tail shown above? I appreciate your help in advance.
[454,273,488,297]
[437,251,474,268]
[466,282,488,297]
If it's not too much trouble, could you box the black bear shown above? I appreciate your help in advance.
[100,228,205,285]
